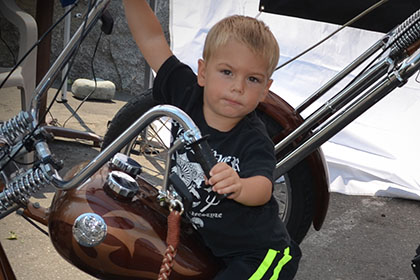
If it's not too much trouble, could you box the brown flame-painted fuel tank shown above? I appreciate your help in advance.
[48,163,220,279]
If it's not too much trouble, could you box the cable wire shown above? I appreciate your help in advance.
[0,0,93,172]
[0,28,17,66]
[274,0,389,71]
[63,30,103,127]
[0,2,78,90]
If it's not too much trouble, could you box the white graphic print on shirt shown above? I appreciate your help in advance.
[171,121,240,229]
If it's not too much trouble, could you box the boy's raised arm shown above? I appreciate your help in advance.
[123,0,173,73]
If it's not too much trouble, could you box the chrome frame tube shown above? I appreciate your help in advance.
[276,49,420,175]
[50,105,202,190]
[162,138,184,194]
[275,56,390,154]
[296,37,388,113]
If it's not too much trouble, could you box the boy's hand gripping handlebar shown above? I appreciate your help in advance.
[190,136,229,200]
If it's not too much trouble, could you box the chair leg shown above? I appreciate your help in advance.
[19,75,34,112]
[19,86,28,112]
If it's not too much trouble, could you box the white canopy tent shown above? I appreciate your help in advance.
[169,0,420,200]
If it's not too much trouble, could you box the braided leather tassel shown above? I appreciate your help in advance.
[158,210,181,280]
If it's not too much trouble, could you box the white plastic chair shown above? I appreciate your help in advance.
[0,0,37,112]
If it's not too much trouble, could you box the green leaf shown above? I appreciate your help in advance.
[6,231,17,240]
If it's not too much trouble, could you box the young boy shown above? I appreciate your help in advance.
[123,1,301,279]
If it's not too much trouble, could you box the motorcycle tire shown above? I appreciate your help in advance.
[102,88,159,149]
[102,89,315,244]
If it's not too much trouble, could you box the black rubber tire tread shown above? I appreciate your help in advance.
[282,159,315,244]
[102,88,158,150]
[103,89,315,244]
[258,109,315,244]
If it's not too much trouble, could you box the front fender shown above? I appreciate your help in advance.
[257,91,330,230]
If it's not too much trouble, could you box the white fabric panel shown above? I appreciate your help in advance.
[170,0,420,200]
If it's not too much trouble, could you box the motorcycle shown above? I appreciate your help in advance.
[1,0,420,278]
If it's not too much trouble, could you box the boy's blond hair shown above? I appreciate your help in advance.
[203,15,279,77]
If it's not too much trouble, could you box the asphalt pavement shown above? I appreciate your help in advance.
[1,87,420,279]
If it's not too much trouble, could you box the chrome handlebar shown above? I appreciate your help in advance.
[0,104,204,214]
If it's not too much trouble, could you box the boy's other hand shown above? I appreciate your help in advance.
[208,162,241,200]
[206,163,272,206]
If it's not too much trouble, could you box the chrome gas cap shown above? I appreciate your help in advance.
[106,170,139,199]
[73,213,107,247]
[110,153,142,177]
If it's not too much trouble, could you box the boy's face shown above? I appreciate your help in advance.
[197,40,273,131]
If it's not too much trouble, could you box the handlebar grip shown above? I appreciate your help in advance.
[190,136,216,179]
[190,136,229,200]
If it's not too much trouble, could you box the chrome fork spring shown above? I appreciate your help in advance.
[0,111,34,145]
[0,163,54,212]
[390,9,420,59]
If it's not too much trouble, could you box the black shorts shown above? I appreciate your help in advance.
[213,241,302,280]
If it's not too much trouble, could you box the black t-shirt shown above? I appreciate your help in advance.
[153,55,292,258]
